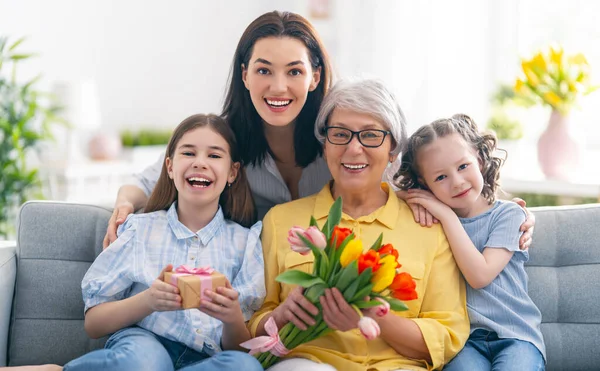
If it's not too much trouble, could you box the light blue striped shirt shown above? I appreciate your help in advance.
[81,203,265,355]
[132,152,332,220]
[460,200,546,360]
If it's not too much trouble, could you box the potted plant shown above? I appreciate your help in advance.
[0,37,64,239]
[512,46,597,179]
[120,128,172,166]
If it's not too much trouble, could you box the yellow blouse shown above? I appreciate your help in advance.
[249,183,469,371]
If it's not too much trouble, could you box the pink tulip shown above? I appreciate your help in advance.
[358,316,380,340]
[287,226,327,255]
[374,298,390,317]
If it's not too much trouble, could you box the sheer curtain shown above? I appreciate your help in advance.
[328,0,599,145]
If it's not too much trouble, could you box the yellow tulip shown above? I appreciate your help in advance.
[543,91,562,107]
[550,46,564,67]
[371,255,397,292]
[569,53,588,66]
[531,52,547,74]
[340,240,363,267]
[521,61,540,87]
[567,81,577,92]
[514,79,528,95]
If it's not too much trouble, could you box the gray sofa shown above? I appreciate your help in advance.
[1,200,600,370]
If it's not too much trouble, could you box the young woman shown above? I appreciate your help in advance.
[103,11,332,248]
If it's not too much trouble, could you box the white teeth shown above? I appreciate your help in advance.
[266,99,291,106]
[188,177,211,182]
[343,164,368,169]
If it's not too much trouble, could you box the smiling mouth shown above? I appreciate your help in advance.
[453,188,470,198]
[265,98,292,108]
[187,177,213,188]
[342,163,368,170]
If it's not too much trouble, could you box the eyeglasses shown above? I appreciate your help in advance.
[325,126,392,148]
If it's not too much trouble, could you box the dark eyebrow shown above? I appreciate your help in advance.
[177,144,226,153]
[254,58,305,67]
[208,145,227,152]
[178,144,196,150]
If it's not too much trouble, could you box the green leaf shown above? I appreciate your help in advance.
[370,233,384,251]
[332,232,355,274]
[351,283,374,302]
[386,297,409,312]
[8,37,27,52]
[342,276,361,302]
[354,299,381,308]
[335,260,358,292]
[275,270,325,288]
[325,197,343,239]
[297,233,326,277]
[9,53,35,61]
[309,216,319,228]
[303,282,329,303]
[356,266,373,288]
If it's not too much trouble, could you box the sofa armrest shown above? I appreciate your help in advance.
[0,241,17,367]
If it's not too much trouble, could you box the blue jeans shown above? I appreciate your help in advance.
[63,326,263,371]
[444,329,545,371]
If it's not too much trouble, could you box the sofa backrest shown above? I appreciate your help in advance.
[8,201,600,369]
[8,201,110,366]
[526,204,600,371]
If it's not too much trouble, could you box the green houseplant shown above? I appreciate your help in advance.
[0,37,64,238]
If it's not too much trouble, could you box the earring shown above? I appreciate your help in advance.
[227,182,231,188]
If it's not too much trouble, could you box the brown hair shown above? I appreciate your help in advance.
[222,10,333,167]
[394,114,505,204]
[145,114,256,227]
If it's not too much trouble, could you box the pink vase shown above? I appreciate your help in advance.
[537,110,580,180]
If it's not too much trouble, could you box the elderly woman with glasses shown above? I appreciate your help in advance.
[248,78,470,371]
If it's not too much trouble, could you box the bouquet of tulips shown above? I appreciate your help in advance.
[241,198,418,368]
[513,46,597,115]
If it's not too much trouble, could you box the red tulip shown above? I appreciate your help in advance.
[358,250,381,274]
[390,272,418,301]
[330,226,352,248]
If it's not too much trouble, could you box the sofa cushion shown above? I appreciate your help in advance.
[526,204,600,371]
[8,201,111,366]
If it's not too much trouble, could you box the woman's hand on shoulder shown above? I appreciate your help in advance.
[512,197,535,250]
[396,190,439,227]
[402,189,453,224]
[199,281,245,325]
[271,286,318,331]
[144,265,182,312]
[103,201,135,249]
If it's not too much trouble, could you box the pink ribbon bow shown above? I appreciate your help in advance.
[174,265,214,275]
[240,317,290,357]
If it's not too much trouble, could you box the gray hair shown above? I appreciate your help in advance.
[314,78,408,156]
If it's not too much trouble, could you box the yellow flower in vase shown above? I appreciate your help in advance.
[513,45,597,115]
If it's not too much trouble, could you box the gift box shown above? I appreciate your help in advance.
[163,265,228,309]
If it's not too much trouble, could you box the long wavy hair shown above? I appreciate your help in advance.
[221,10,333,167]
[394,114,505,204]
[145,114,256,227]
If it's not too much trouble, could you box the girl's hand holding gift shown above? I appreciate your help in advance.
[145,265,182,312]
[199,281,245,325]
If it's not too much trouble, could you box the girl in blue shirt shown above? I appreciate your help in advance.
[63,114,266,371]
[395,114,545,371]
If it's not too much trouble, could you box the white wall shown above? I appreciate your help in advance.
[0,0,283,132]
[2,0,598,150]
